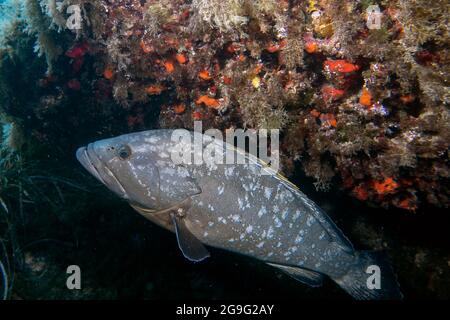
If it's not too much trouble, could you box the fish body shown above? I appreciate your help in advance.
[76,129,402,299]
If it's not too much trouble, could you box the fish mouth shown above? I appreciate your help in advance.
[76,144,128,198]
[76,145,106,184]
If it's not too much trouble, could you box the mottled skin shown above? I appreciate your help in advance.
[185,148,356,281]
[77,129,402,299]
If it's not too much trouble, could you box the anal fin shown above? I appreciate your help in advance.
[171,213,210,263]
[268,263,324,287]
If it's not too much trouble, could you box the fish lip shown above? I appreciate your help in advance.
[76,144,129,199]
[76,145,106,185]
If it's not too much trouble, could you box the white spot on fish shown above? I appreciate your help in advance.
[257,207,267,218]
[306,215,315,227]
[295,235,304,244]
[176,167,189,178]
[256,241,265,248]
[156,160,166,167]
[161,167,176,176]
[264,188,272,200]
[231,215,240,223]
[225,167,235,177]
[218,217,227,224]
[244,195,251,209]
[133,145,151,153]
[145,137,159,143]
[218,185,224,195]
[267,226,274,239]
[245,225,253,234]
[238,198,244,210]
[136,179,145,187]
[274,217,282,228]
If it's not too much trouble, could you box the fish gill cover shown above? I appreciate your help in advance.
[0,0,448,300]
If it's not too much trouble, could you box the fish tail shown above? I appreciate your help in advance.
[332,251,403,300]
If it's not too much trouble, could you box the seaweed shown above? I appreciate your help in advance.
[191,0,249,37]
[0,259,7,300]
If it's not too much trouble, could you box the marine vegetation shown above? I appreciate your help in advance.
[0,0,449,299]
[1,0,445,210]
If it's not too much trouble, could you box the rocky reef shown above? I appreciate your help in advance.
[2,0,448,210]
[0,0,449,299]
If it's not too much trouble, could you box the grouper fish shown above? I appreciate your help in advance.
[76,129,402,300]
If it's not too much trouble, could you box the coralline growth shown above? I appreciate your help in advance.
[0,0,448,211]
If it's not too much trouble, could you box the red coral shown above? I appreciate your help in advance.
[322,86,345,102]
[324,60,360,74]
[353,185,369,201]
[66,42,89,59]
[195,95,220,109]
[373,178,399,195]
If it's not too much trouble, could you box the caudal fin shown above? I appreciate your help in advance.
[333,251,403,300]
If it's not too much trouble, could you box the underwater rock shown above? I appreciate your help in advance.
[0,0,448,207]
[0,0,448,210]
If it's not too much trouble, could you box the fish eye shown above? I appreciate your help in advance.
[117,145,132,160]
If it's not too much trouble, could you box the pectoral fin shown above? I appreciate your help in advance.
[171,213,210,263]
[268,263,324,287]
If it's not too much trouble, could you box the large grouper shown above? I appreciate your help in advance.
[76,129,402,299]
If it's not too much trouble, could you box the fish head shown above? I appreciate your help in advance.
[76,132,163,210]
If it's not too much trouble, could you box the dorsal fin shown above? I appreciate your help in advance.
[222,140,353,251]
[298,196,354,252]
